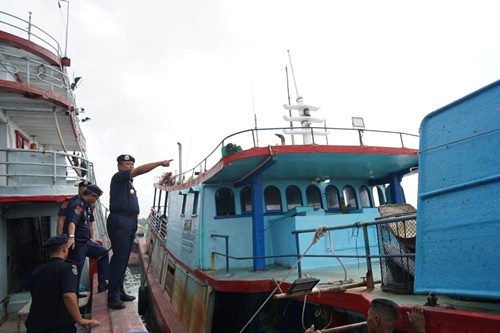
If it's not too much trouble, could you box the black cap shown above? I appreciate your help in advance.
[43,234,68,248]
[78,180,92,188]
[86,184,103,197]
[117,154,135,163]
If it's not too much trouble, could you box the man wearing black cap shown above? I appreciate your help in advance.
[57,180,91,235]
[107,154,172,309]
[25,234,100,332]
[64,184,109,296]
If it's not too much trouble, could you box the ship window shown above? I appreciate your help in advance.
[372,185,386,206]
[15,130,30,149]
[286,185,302,210]
[306,185,323,210]
[181,194,187,215]
[343,185,358,209]
[265,186,282,212]
[192,192,199,215]
[240,186,252,214]
[325,185,340,210]
[215,188,235,216]
[359,186,373,208]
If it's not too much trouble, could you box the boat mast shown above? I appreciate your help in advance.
[285,65,295,145]
[251,82,259,146]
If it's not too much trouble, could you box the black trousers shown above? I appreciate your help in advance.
[28,324,76,333]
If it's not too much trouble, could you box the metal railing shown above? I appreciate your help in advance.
[158,126,419,186]
[210,214,417,286]
[0,11,63,57]
[0,148,89,187]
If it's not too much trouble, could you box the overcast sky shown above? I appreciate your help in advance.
[5,1,500,217]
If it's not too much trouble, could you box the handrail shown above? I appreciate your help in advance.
[209,214,416,280]
[157,126,419,187]
[0,11,63,56]
[0,148,90,187]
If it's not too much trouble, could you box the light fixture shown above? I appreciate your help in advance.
[81,117,91,122]
[71,77,82,90]
[351,117,365,129]
[286,277,320,294]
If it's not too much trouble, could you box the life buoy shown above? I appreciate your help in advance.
[160,172,172,185]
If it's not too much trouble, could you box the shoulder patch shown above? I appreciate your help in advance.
[61,203,68,209]
[74,206,83,215]
[72,265,78,275]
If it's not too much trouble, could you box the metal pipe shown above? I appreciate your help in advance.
[273,280,381,299]
[177,142,182,184]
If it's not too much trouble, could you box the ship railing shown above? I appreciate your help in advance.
[0,148,90,188]
[211,214,416,286]
[165,126,418,186]
[0,11,63,57]
[0,49,71,97]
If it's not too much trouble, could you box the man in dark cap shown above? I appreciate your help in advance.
[25,234,100,332]
[64,184,109,295]
[57,180,91,235]
[107,154,172,309]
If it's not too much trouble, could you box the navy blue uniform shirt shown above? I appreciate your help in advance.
[25,258,78,332]
[109,169,140,214]
[64,197,92,241]
[57,195,78,217]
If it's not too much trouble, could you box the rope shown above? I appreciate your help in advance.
[238,226,327,333]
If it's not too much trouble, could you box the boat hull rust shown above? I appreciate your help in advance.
[139,238,189,333]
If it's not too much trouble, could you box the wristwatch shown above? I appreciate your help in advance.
[69,234,75,238]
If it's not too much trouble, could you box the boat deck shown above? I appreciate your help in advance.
[0,275,147,333]
[203,260,500,317]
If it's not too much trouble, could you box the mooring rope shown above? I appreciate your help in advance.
[238,226,327,333]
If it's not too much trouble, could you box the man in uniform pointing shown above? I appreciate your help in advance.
[107,154,172,309]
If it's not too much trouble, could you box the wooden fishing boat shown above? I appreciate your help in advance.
[139,72,500,332]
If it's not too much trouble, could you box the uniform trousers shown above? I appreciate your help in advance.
[107,213,137,302]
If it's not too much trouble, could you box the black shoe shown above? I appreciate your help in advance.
[107,300,126,309]
[98,282,109,293]
[77,293,86,298]
[120,294,136,302]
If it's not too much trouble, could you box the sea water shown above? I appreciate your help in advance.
[124,265,154,330]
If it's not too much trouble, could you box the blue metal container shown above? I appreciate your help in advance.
[415,79,500,299]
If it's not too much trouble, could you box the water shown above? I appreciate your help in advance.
[124,265,141,309]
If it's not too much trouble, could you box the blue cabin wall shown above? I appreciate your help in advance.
[415,79,500,299]
[182,179,386,272]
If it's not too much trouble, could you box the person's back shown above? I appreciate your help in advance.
[25,257,76,331]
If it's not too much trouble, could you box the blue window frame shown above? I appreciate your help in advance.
[306,185,323,210]
[264,186,282,213]
[240,186,252,214]
[325,185,340,211]
[286,185,302,210]
[215,187,235,216]
[343,185,358,210]
[359,185,373,208]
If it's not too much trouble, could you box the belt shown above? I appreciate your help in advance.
[111,211,138,218]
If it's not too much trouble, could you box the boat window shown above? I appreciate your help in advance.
[325,185,340,210]
[15,130,30,149]
[192,192,199,215]
[240,186,252,213]
[306,185,323,210]
[181,194,187,215]
[343,186,358,209]
[286,185,302,210]
[265,186,282,212]
[372,185,386,206]
[359,186,373,208]
[215,188,236,216]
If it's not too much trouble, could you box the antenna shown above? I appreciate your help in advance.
[287,50,301,101]
[251,82,259,146]
[285,65,295,145]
